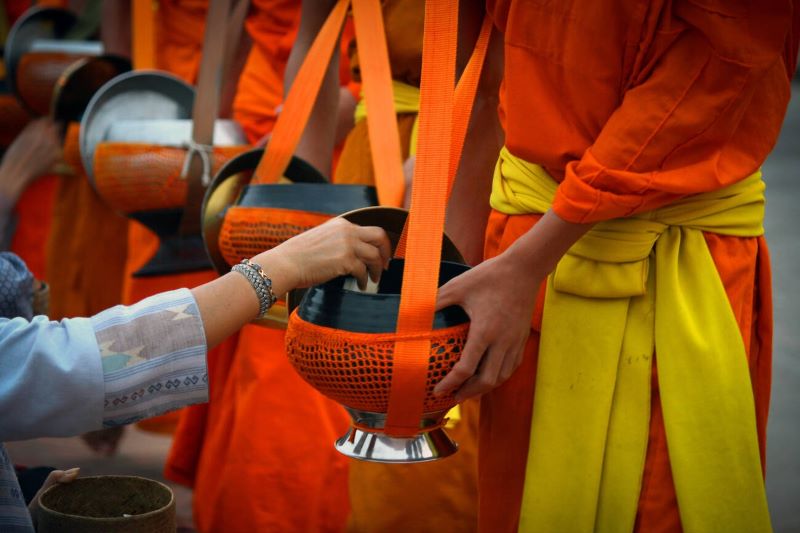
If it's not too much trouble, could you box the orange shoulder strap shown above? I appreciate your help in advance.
[384,0,459,437]
[251,0,404,208]
[394,14,492,258]
[132,0,156,70]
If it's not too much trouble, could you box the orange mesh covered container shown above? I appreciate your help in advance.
[204,148,379,271]
[284,247,471,462]
[93,143,248,215]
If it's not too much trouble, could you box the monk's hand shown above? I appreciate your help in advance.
[256,218,392,292]
[432,252,542,401]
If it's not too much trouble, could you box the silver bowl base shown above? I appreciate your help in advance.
[334,426,458,463]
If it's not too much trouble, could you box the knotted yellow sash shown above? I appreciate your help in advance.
[354,80,420,155]
[491,147,771,533]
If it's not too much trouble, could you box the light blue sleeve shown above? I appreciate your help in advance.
[0,288,209,442]
[0,315,103,442]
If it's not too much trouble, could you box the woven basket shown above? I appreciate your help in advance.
[37,476,175,533]
[286,258,470,415]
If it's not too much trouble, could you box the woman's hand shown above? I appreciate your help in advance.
[433,209,592,400]
[0,118,61,203]
[192,218,391,348]
[255,217,392,293]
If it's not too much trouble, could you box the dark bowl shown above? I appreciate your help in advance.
[238,182,378,215]
[297,258,470,334]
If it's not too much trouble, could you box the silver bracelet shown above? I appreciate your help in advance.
[232,259,276,318]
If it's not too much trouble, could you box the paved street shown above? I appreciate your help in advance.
[763,82,800,533]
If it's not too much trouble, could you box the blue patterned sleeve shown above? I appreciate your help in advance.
[91,288,209,428]
[0,252,33,320]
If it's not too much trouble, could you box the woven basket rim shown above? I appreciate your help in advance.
[38,475,175,522]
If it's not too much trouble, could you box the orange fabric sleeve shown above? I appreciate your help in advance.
[551,1,795,223]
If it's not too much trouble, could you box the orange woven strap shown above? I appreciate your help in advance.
[252,0,350,184]
[384,0,458,437]
[350,0,404,207]
[132,0,155,70]
[395,14,492,258]
[252,0,403,207]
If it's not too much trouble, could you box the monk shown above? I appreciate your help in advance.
[432,1,800,532]
[165,2,354,531]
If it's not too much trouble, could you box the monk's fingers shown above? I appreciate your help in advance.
[498,338,527,384]
[455,342,513,401]
[354,225,392,268]
[435,277,465,311]
[433,323,490,395]
[355,242,385,284]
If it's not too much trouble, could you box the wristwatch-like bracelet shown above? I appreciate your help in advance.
[232,259,277,318]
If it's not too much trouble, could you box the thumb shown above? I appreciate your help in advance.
[435,280,461,312]
[29,468,80,522]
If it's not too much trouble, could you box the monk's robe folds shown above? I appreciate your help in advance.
[479,1,797,531]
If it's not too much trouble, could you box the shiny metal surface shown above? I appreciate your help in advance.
[80,71,195,183]
[334,407,458,463]
[4,7,77,98]
[29,39,103,55]
[106,119,245,146]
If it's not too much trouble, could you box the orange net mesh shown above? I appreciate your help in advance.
[93,143,248,214]
[16,52,86,116]
[219,205,333,266]
[0,95,31,148]
[285,312,469,414]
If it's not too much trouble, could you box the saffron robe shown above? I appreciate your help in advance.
[478,1,799,530]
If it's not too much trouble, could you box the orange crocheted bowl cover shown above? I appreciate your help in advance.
[284,258,471,414]
[219,205,333,266]
[285,313,469,414]
[92,143,248,214]
[216,182,378,267]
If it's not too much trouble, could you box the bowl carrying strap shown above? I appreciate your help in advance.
[250,0,405,209]
[385,4,491,436]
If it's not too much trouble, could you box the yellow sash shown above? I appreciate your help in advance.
[491,147,771,533]
[354,80,420,155]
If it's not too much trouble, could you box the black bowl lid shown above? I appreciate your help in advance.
[296,258,470,333]
[238,182,377,215]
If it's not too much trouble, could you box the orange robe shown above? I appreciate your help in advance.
[45,123,128,320]
[166,3,351,531]
[9,175,56,280]
[479,1,799,531]
[122,0,226,435]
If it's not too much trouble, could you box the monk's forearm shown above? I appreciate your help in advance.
[286,0,340,177]
[502,209,593,278]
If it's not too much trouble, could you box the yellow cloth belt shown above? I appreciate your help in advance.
[491,147,771,533]
[354,80,420,156]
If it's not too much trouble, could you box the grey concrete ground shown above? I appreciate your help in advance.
[764,83,800,532]
[5,87,800,533]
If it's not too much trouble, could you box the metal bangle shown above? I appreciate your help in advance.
[232,260,276,318]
